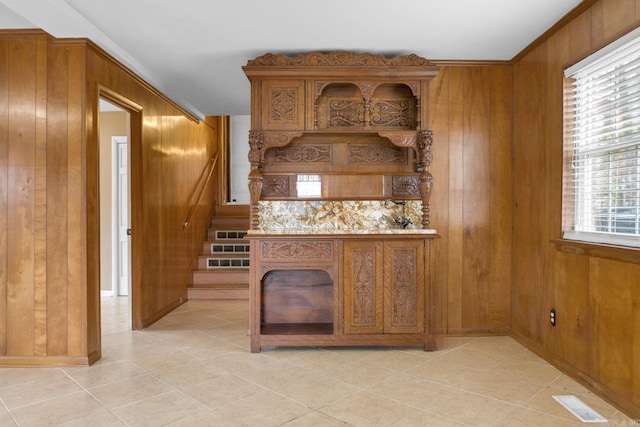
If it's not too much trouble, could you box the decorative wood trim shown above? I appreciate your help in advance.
[248,51,437,67]
[511,0,600,64]
[552,239,640,265]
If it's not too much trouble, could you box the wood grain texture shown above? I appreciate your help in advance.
[0,31,217,365]
[512,0,640,416]
[0,36,9,356]
[427,64,512,334]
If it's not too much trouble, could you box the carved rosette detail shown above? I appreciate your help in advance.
[262,176,290,197]
[348,145,407,164]
[352,249,376,326]
[391,250,417,326]
[274,145,331,163]
[270,89,297,122]
[248,52,436,67]
[261,241,333,259]
[392,176,420,197]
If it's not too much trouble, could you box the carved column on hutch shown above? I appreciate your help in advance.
[416,130,434,229]
[248,130,264,230]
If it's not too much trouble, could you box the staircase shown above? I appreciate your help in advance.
[187,216,250,300]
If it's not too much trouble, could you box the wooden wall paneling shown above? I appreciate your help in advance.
[0,36,9,356]
[65,44,85,356]
[511,58,534,339]
[569,9,594,61]
[7,36,37,357]
[603,0,637,39]
[46,40,70,356]
[542,26,570,355]
[427,67,450,334]
[446,67,465,333]
[589,258,637,404]
[487,65,512,331]
[33,34,48,357]
[591,1,606,47]
[461,67,491,331]
[555,252,591,375]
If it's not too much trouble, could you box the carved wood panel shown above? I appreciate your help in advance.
[384,241,424,334]
[262,175,291,198]
[348,144,407,164]
[272,144,331,163]
[344,241,384,334]
[392,176,420,198]
[261,80,305,130]
[260,240,333,261]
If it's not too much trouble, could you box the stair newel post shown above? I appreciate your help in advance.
[248,130,265,230]
[416,130,434,229]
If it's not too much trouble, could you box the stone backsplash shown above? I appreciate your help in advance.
[256,200,425,231]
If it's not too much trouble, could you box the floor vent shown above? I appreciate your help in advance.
[215,230,248,240]
[207,258,250,269]
[553,395,607,423]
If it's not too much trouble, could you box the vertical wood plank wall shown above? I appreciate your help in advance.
[0,31,217,365]
[428,64,513,335]
[512,0,640,416]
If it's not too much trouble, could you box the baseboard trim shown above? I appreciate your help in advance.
[0,355,90,367]
[511,330,640,420]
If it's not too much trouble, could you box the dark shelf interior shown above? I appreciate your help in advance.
[261,323,334,335]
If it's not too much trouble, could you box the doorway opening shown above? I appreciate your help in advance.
[99,98,132,331]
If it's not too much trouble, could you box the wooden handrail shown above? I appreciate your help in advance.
[183,152,219,229]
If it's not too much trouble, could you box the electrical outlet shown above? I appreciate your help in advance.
[550,308,557,327]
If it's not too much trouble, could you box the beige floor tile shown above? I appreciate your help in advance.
[88,374,173,409]
[322,359,398,388]
[167,410,244,426]
[147,357,229,388]
[214,390,311,427]
[280,411,349,426]
[0,407,17,426]
[430,346,506,371]
[113,390,210,426]
[270,372,360,409]
[367,372,517,426]
[454,358,562,405]
[0,367,65,389]
[354,348,436,372]
[320,390,459,427]
[179,373,265,409]
[63,360,146,388]
[10,391,116,427]
[0,369,82,409]
[496,406,582,426]
[405,356,485,387]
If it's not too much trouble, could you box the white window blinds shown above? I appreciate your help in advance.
[563,28,640,247]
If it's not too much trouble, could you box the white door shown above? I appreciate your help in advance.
[114,137,130,296]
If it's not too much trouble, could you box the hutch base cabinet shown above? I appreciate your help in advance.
[248,233,438,352]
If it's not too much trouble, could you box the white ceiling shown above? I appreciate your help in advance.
[1,0,583,118]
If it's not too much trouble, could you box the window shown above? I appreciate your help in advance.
[563,28,640,248]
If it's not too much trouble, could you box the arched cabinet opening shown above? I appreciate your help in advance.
[261,269,334,335]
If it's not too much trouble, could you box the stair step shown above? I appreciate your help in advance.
[192,269,249,286]
[197,255,250,270]
[187,283,249,300]
[210,217,249,230]
[208,229,248,241]
[202,241,250,255]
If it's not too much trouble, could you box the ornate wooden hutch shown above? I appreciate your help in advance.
[242,52,440,352]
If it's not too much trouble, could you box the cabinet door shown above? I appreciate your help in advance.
[261,80,305,130]
[383,240,424,334]
[343,240,384,334]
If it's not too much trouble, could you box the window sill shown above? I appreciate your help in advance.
[552,239,640,264]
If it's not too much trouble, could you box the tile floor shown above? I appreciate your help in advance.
[0,297,636,426]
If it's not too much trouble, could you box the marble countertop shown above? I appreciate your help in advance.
[247,228,438,235]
